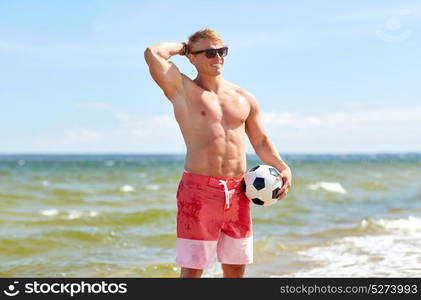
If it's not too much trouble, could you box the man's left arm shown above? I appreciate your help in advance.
[245,93,292,200]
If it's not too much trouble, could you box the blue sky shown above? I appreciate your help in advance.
[1,0,420,154]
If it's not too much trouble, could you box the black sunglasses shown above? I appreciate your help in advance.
[190,47,228,59]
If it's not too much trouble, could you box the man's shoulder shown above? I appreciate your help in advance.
[224,80,255,100]
[224,81,259,113]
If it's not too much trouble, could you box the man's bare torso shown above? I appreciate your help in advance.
[172,76,251,177]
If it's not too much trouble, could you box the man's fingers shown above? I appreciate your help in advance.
[278,182,291,194]
[275,168,292,201]
[277,187,288,196]
[278,174,292,187]
[276,171,292,200]
[277,183,291,199]
[277,190,288,200]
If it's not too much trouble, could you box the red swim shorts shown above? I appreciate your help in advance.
[176,171,253,270]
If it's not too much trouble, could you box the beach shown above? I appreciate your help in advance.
[1,154,420,277]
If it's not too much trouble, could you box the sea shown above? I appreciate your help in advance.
[1,153,420,277]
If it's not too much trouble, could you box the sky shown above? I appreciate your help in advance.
[1,0,420,154]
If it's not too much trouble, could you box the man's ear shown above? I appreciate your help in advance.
[187,53,195,64]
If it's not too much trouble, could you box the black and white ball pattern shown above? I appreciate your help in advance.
[244,164,283,206]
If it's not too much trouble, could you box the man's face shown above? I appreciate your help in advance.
[188,38,225,76]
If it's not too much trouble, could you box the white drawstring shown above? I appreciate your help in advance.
[218,179,230,208]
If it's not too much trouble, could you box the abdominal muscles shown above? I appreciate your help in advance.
[184,125,247,177]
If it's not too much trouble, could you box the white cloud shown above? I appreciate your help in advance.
[327,9,411,22]
[73,102,114,111]
[27,106,421,154]
[37,128,101,147]
[31,127,102,153]
[111,111,186,152]
[0,40,145,69]
[64,128,101,144]
[262,107,421,153]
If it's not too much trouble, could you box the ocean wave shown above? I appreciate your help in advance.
[32,208,174,227]
[0,236,66,256]
[40,209,100,220]
[41,209,59,216]
[291,216,421,277]
[51,188,90,198]
[120,185,135,193]
[65,210,99,220]
[359,181,387,191]
[104,160,115,167]
[42,229,104,243]
[0,193,31,201]
[361,216,421,232]
[307,182,347,194]
[144,184,160,191]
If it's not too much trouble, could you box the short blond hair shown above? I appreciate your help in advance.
[187,28,224,50]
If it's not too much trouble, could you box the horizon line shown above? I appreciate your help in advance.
[1,152,420,156]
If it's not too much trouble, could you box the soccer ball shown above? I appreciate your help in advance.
[244,164,283,206]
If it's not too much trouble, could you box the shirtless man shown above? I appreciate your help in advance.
[144,29,292,278]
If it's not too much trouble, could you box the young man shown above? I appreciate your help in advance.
[144,29,292,278]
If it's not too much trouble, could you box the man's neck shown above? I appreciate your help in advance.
[194,74,223,93]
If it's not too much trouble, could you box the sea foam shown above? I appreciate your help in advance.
[307,182,347,194]
[121,185,135,192]
[292,216,421,277]
[145,184,160,191]
[41,209,59,216]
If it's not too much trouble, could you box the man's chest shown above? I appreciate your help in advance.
[187,90,250,128]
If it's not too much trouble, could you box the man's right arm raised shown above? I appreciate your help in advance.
[144,43,186,101]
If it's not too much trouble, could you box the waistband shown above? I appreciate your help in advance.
[181,171,244,190]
